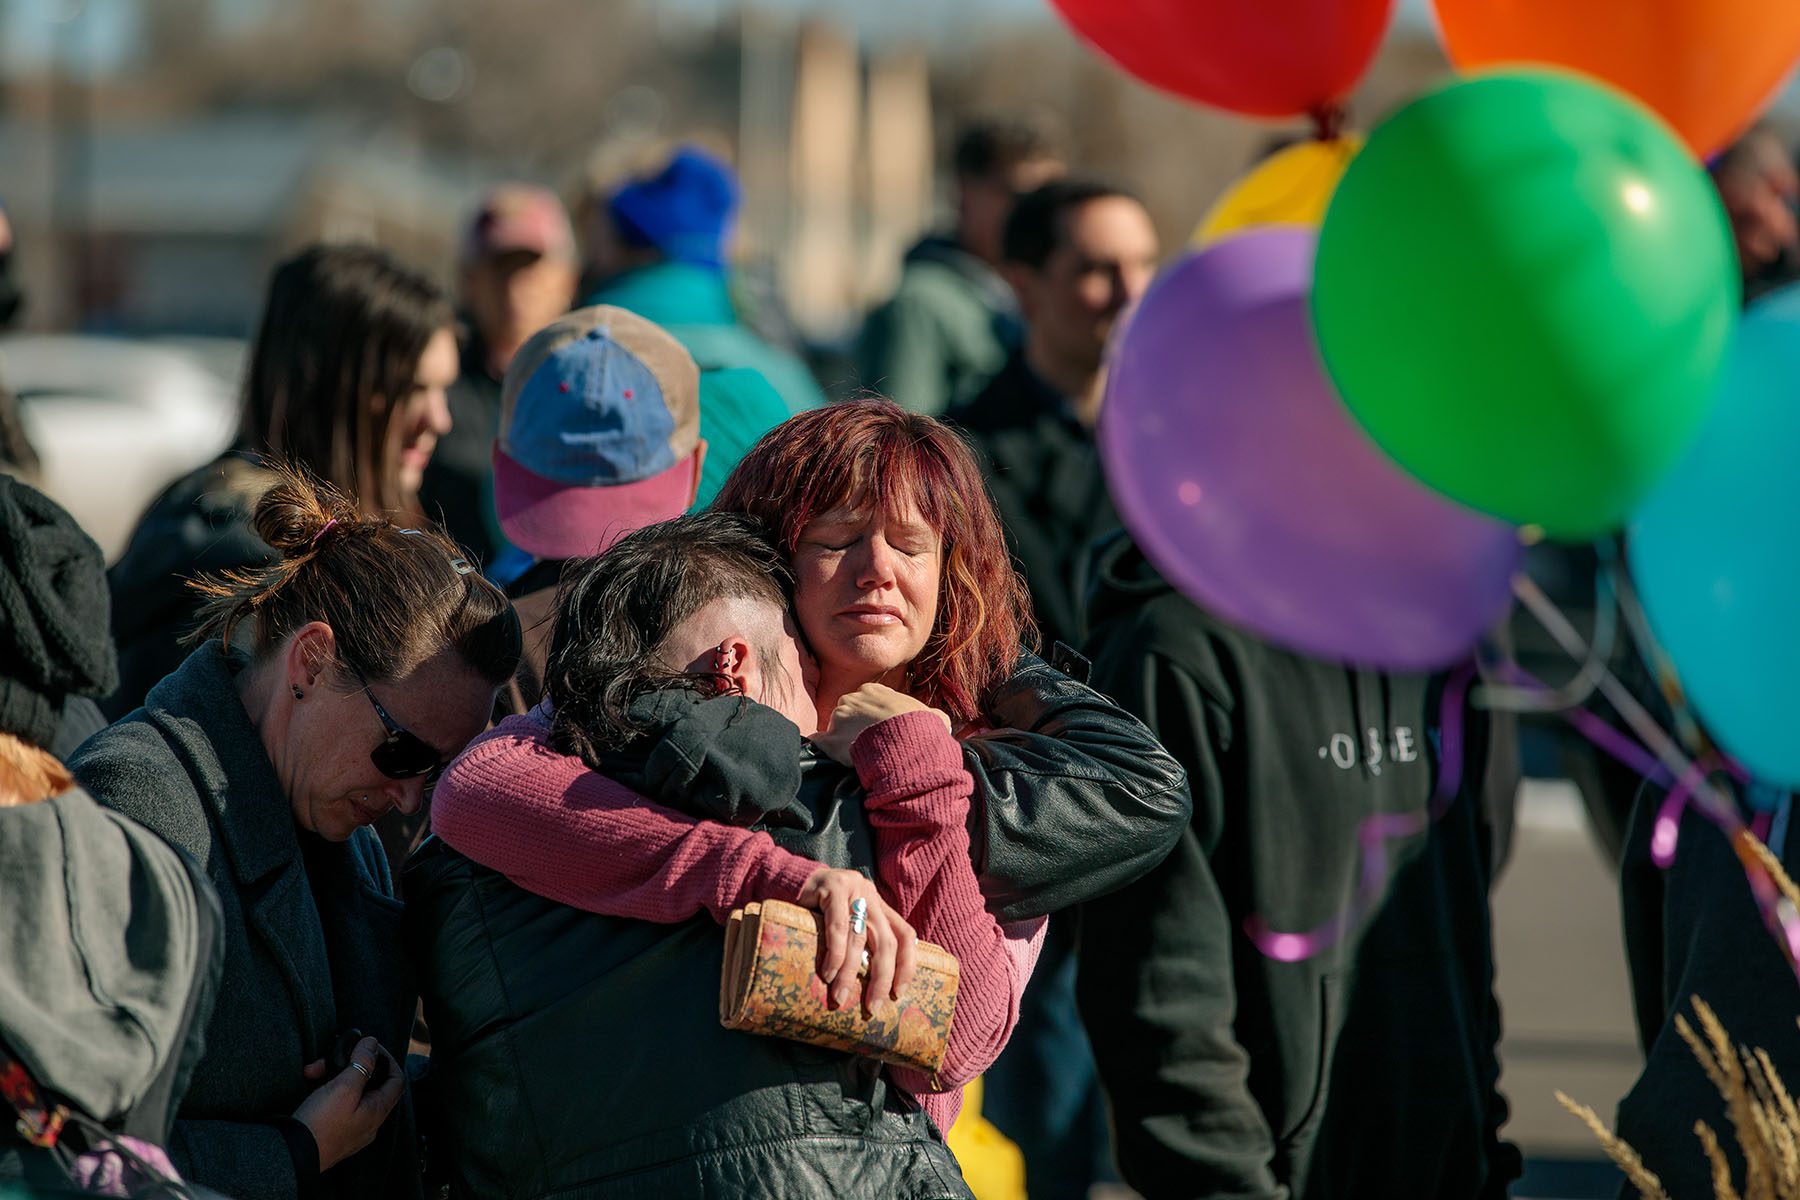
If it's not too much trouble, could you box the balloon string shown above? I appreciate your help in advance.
[1650,757,1715,868]
[1244,663,1471,963]
[1511,574,1738,830]
[1309,102,1347,142]
[1606,556,1716,759]
[1489,659,1670,785]
[1472,550,1619,714]
[1511,573,1800,986]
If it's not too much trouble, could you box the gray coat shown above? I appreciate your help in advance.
[69,641,421,1200]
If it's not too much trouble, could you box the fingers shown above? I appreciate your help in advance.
[818,885,850,986]
[809,722,853,766]
[861,909,895,1017]
[889,909,918,1002]
[334,1036,380,1094]
[302,1058,329,1082]
[833,900,870,1010]
[363,1045,404,1116]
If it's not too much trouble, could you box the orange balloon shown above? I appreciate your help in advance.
[1434,0,1800,157]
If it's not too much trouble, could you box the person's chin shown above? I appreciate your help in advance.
[316,817,361,842]
[830,633,916,677]
[322,800,385,842]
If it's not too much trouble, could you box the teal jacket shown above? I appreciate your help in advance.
[855,236,1021,416]
[584,263,821,509]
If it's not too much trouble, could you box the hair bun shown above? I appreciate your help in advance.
[249,464,365,560]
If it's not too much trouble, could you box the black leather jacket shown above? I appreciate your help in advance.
[964,651,1192,921]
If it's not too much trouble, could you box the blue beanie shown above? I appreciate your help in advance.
[609,148,739,270]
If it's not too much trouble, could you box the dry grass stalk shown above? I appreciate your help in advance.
[1754,1046,1800,1184]
[1741,1047,1800,1191]
[1565,992,1800,1199]
[1554,1090,1669,1199]
[1698,1120,1745,1200]
[1743,836,1800,915]
[1561,828,1800,1197]
[1691,999,1777,1198]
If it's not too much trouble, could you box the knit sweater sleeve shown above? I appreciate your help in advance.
[430,713,820,925]
[850,711,1046,1100]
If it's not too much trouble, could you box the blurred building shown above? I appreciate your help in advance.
[0,115,484,335]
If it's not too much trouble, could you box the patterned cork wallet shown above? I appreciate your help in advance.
[720,899,959,1078]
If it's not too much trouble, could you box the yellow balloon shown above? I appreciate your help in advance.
[1194,136,1363,246]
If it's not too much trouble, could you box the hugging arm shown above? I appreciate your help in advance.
[850,710,1048,1093]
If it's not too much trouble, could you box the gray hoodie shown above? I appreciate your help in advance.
[0,786,220,1162]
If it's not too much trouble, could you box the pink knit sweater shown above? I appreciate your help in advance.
[430,704,1046,1132]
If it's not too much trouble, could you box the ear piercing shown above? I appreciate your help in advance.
[292,686,305,700]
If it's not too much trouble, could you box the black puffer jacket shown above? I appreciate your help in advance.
[405,693,970,1200]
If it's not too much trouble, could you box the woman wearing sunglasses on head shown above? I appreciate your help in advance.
[69,464,522,1200]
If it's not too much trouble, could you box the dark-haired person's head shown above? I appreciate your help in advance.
[240,244,458,516]
[952,117,1065,265]
[1002,179,1159,390]
[189,465,520,841]
[545,511,816,765]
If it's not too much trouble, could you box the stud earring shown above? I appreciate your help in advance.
[292,686,304,700]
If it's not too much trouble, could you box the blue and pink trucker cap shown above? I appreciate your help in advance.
[493,305,703,561]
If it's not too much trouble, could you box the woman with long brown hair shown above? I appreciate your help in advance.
[107,243,459,718]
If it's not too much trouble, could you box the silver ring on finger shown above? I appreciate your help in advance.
[350,1060,372,1081]
[848,896,868,936]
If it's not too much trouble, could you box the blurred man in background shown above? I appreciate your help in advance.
[952,178,1159,1200]
[420,185,579,567]
[578,146,815,507]
[857,117,1064,415]
[955,178,1158,652]
[1711,126,1800,302]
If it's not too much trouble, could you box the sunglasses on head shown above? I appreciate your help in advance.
[348,665,446,782]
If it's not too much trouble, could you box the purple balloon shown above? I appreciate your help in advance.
[1099,229,1520,670]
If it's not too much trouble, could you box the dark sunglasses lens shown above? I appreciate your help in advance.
[371,733,440,780]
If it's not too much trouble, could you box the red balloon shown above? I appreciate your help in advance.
[1049,0,1396,119]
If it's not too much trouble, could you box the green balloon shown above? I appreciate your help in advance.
[1312,69,1738,539]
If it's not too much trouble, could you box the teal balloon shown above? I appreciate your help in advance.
[1313,69,1739,540]
[1630,286,1800,786]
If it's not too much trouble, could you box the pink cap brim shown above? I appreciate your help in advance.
[493,445,698,561]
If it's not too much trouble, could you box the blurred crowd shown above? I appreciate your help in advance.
[0,112,1798,1200]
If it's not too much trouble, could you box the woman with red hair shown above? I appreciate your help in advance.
[710,400,1189,917]
[426,401,1189,1146]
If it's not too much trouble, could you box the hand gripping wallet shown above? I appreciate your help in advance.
[720,899,959,1080]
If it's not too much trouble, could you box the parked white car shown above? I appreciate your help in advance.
[3,335,243,561]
